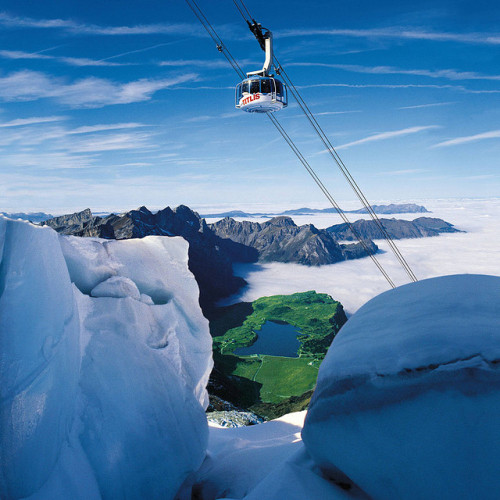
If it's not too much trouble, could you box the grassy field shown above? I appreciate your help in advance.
[211,291,347,409]
[221,353,320,404]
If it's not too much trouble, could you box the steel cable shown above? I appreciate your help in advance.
[184,0,398,288]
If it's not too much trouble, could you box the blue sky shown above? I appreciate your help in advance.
[0,0,498,213]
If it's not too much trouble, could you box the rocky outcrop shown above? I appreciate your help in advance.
[211,216,378,265]
[42,208,93,233]
[327,216,462,240]
[206,410,265,428]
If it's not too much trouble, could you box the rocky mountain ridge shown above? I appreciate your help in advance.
[327,216,463,240]
[42,206,380,309]
[42,206,255,311]
[210,216,377,265]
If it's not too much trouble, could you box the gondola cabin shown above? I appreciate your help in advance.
[235,76,287,113]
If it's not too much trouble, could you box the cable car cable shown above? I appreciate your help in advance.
[267,112,396,287]
[275,62,418,282]
[232,0,250,24]
[237,0,254,21]
[184,0,397,288]
[186,0,246,79]
[234,0,417,283]
[273,61,418,282]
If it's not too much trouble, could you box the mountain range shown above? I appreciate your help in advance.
[327,217,462,240]
[41,205,461,310]
[42,206,376,310]
[210,216,377,265]
[201,203,430,218]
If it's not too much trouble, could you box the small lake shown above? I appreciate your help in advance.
[234,321,301,357]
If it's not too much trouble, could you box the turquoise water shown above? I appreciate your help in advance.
[234,321,301,357]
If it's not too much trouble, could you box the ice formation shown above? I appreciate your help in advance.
[0,217,213,499]
[303,274,500,499]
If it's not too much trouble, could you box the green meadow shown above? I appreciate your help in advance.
[210,291,347,412]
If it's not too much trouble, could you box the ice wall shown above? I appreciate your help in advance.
[0,217,213,499]
[302,274,500,499]
[0,219,80,499]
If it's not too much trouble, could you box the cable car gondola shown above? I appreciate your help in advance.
[235,25,287,113]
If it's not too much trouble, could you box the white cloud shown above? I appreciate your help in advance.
[398,102,455,110]
[0,12,204,37]
[277,27,500,46]
[284,110,362,120]
[0,117,161,169]
[336,125,439,150]
[0,49,131,66]
[315,110,362,116]
[66,123,148,135]
[67,132,155,153]
[0,116,67,127]
[0,70,198,108]
[0,151,96,169]
[159,59,235,68]
[432,130,500,148]
[378,169,428,175]
[463,174,497,180]
[298,82,500,95]
[220,199,500,315]
[289,62,500,82]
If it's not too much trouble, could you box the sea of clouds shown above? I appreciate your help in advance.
[218,198,500,315]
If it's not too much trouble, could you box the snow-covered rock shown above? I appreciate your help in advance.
[0,217,213,499]
[302,274,500,500]
[206,410,265,428]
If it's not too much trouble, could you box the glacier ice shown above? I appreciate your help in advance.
[0,217,213,499]
[0,219,80,499]
[182,412,367,500]
[302,274,500,499]
[90,276,141,300]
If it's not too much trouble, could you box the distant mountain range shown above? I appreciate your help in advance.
[0,212,53,223]
[327,217,463,240]
[348,203,430,214]
[210,216,377,265]
[201,203,430,218]
[40,206,376,310]
[40,205,462,309]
